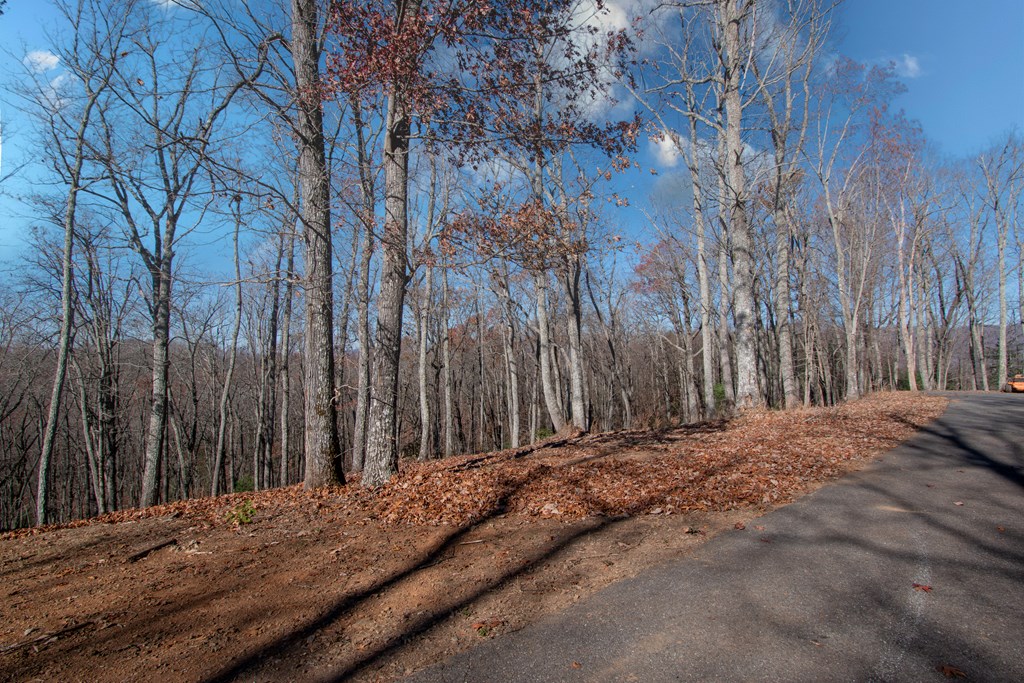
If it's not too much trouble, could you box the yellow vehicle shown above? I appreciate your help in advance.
[1003,374,1024,393]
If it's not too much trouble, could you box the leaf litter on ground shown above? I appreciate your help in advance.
[0,393,952,683]
[4,393,948,538]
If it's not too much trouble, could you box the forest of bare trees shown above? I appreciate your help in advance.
[0,0,1021,530]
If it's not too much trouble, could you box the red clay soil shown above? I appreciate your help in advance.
[0,392,947,683]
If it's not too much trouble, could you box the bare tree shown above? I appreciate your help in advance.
[291,0,345,487]
[717,0,761,408]
[807,60,899,399]
[979,133,1023,390]
[751,0,830,408]
[211,198,244,495]
[82,1,263,506]
[25,0,127,523]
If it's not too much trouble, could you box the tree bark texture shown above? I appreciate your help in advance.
[720,0,759,409]
[364,2,419,485]
[292,0,343,488]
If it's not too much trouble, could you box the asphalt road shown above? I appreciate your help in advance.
[406,393,1024,683]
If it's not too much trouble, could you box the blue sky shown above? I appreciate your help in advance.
[836,0,1024,157]
[1,0,1023,264]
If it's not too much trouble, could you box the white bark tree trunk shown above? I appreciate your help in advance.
[441,265,455,456]
[535,272,566,432]
[561,257,587,431]
[417,266,432,460]
[720,0,760,409]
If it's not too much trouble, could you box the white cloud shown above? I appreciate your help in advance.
[650,133,683,168]
[23,50,59,74]
[568,0,668,122]
[41,73,75,113]
[895,53,922,79]
[461,155,517,192]
[150,0,202,9]
[587,0,630,32]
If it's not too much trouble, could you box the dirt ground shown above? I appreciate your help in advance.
[0,393,948,683]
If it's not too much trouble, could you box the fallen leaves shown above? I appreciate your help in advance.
[937,664,967,678]
[1,393,948,537]
[358,394,945,527]
[912,583,933,593]
[471,618,503,637]
[733,522,746,530]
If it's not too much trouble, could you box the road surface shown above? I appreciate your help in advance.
[407,393,1024,682]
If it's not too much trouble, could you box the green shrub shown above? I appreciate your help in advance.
[713,383,727,409]
[226,499,256,525]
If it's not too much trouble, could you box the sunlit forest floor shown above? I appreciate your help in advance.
[0,392,948,682]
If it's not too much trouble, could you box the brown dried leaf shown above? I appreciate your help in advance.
[937,664,967,678]
[2,394,948,537]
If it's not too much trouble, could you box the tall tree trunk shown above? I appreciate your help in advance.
[94,345,118,513]
[36,183,78,525]
[716,234,734,406]
[915,264,934,390]
[351,96,375,472]
[535,271,566,432]
[690,154,716,414]
[364,1,419,485]
[417,266,432,460]
[37,77,105,523]
[774,207,798,408]
[334,236,358,468]
[584,268,631,428]
[352,246,371,472]
[496,263,521,447]
[476,295,485,452]
[823,193,860,400]
[292,0,343,488]
[140,235,173,507]
[682,293,699,420]
[968,303,988,392]
[256,231,284,489]
[279,230,296,485]
[752,8,814,410]
[981,147,1019,390]
[897,238,917,391]
[561,256,587,431]
[72,360,105,514]
[501,324,521,447]
[441,265,455,456]
[211,207,243,496]
[1018,236,1024,349]
[997,229,1007,390]
[720,0,759,409]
